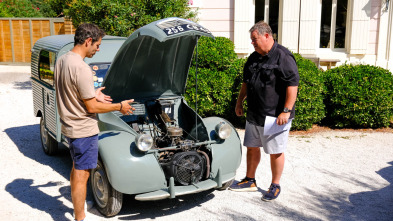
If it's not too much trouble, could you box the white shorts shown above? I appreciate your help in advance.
[243,121,291,154]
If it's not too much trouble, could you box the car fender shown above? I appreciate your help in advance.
[202,117,242,181]
[98,130,167,194]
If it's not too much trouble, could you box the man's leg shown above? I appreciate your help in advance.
[71,163,90,221]
[229,147,260,191]
[270,153,285,184]
[261,153,285,201]
[246,147,261,178]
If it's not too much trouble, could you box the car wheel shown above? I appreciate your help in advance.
[40,117,58,155]
[90,159,123,217]
[217,179,234,191]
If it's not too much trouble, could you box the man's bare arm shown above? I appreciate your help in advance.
[235,83,247,117]
[83,98,135,115]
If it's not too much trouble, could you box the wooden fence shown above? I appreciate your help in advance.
[0,18,75,63]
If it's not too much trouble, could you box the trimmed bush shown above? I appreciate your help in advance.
[291,53,326,130]
[323,64,393,128]
[185,36,246,126]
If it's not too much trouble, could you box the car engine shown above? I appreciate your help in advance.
[123,98,211,186]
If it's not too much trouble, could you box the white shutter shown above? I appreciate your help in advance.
[234,0,252,54]
[347,0,370,54]
[298,0,319,55]
[279,0,300,52]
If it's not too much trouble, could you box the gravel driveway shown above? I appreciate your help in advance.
[1,64,392,221]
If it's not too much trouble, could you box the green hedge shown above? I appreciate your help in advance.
[323,64,393,128]
[185,37,246,126]
[186,37,393,130]
[291,53,325,130]
[185,37,327,130]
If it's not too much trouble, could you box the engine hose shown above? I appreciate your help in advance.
[197,150,210,179]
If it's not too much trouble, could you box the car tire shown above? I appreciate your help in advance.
[217,179,234,191]
[90,159,123,217]
[40,117,58,155]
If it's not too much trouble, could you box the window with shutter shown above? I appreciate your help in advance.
[319,0,348,49]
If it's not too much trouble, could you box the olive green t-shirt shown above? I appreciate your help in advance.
[54,51,99,138]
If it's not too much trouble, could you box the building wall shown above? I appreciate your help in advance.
[368,0,381,55]
[189,0,234,40]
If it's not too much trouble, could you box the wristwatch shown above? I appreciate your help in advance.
[283,107,292,113]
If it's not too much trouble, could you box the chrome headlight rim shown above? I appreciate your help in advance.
[215,121,232,140]
[135,134,153,152]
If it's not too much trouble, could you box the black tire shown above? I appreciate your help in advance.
[90,159,123,217]
[217,179,234,191]
[40,117,58,155]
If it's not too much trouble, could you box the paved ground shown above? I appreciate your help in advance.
[1,64,393,221]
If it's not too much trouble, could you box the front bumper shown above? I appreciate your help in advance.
[135,169,235,201]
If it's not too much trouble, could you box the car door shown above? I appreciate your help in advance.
[38,50,58,141]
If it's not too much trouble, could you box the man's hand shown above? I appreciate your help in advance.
[235,102,244,116]
[120,99,136,115]
[276,112,290,125]
[96,87,113,103]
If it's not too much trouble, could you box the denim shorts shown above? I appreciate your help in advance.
[67,135,98,170]
[243,121,290,154]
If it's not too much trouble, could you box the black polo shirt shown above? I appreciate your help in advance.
[243,41,299,126]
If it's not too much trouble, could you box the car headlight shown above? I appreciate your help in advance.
[215,122,232,139]
[135,134,153,152]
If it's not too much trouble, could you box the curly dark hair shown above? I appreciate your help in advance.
[74,23,105,46]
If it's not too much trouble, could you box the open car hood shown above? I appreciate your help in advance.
[103,17,214,101]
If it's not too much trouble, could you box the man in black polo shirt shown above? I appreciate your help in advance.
[229,21,299,201]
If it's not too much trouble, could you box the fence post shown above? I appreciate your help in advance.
[29,19,33,54]
[9,19,15,62]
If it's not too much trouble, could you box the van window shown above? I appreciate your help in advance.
[39,50,56,86]
[89,63,111,89]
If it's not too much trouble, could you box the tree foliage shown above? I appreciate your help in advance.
[0,0,43,17]
[65,0,197,37]
[0,0,67,17]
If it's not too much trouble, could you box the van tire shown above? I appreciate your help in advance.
[91,159,123,217]
[40,117,58,155]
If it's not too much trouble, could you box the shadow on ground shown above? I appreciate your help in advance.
[4,124,72,220]
[5,124,247,220]
[14,80,32,90]
[255,162,393,221]
[347,161,393,220]
[5,179,72,221]
[4,124,71,180]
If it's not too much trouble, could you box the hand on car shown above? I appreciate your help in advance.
[96,87,113,103]
[120,99,136,115]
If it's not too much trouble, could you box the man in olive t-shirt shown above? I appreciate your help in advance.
[55,50,101,138]
[54,23,134,221]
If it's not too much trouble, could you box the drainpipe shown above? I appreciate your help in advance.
[297,0,302,53]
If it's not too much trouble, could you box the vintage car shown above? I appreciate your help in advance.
[32,17,242,217]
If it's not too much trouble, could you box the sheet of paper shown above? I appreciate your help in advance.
[263,116,292,136]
